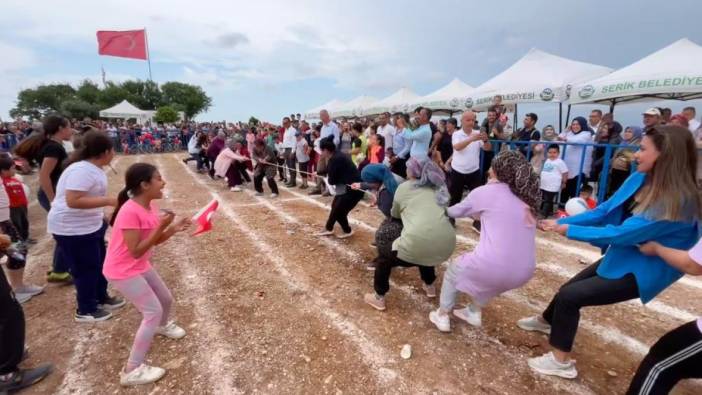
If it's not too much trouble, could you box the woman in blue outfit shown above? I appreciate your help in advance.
[516,125,702,380]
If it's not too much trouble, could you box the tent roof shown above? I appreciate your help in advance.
[99,100,147,118]
[570,38,702,104]
[333,95,379,118]
[303,99,346,119]
[412,78,474,113]
[365,87,421,115]
[467,48,612,110]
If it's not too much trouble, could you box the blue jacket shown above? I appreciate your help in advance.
[558,171,699,303]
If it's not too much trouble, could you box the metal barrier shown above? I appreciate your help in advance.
[481,139,639,204]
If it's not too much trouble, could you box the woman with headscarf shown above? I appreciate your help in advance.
[429,150,540,332]
[590,121,622,183]
[206,131,227,179]
[558,117,594,204]
[530,124,558,173]
[351,165,403,271]
[213,137,249,192]
[364,158,456,311]
[607,126,642,197]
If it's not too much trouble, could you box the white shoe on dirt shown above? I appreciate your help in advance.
[336,230,354,239]
[422,284,437,298]
[156,321,186,339]
[315,230,334,237]
[528,352,578,379]
[270,193,278,198]
[230,186,242,192]
[453,306,482,328]
[429,309,451,332]
[14,284,45,297]
[120,364,166,386]
[517,315,551,335]
[363,293,386,311]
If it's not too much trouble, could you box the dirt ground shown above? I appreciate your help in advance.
[14,153,702,394]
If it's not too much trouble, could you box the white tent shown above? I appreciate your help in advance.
[332,95,378,118]
[412,78,475,114]
[303,99,346,120]
[569,38,702,105]
[364,87,421,116]
[99,100,149,122]
[466,49,613,111]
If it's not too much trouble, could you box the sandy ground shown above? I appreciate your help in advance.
[13,153,702,394]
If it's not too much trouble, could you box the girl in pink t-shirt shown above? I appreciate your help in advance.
[103,163,190,386]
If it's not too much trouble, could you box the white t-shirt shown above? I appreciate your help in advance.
[313,137,322,155]
[540,158,569,192]
[689,119,701,135]
[377,124,396,149]
[451,129,483,174]
[47,161,107,236]
[0,185,10,222]
[685,239,702,332]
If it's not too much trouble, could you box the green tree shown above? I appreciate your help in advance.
[153,105,179,124]
[75,80,101,104]
[121,80,162,110]
[60,99,99,119]
[96,82,128,109]
[10,84,76,119]
[248,116,260,126]
[161,82,212,119]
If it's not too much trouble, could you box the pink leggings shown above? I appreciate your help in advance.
[110,269,173,371]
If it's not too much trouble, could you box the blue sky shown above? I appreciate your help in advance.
[1,0,701,128]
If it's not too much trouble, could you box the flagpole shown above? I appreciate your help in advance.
[144,27,153,81]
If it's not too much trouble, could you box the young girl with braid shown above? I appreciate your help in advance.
[430,150,541,332]
[103,163,191,386]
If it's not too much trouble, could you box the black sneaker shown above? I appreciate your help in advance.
[0,364,53,393]
[98,295,126,311]
[75,308,113,323]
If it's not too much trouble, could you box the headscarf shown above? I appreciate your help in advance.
[608,121,623,141]
[361,164,399,197]
[491,150,541,215]
[541,125,557,141]
[572,116,592,133]
[622,126,643,144]
[406,158,450,207]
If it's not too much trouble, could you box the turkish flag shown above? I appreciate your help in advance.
[191,199,219,236]
[96,30,148,60]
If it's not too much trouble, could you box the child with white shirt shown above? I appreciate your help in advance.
[539,144,568,218]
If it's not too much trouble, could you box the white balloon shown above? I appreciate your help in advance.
[565,197,589,216]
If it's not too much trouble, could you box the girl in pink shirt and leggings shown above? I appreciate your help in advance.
[103,163,190,386]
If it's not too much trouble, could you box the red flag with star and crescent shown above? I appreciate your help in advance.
[96,30,148,60]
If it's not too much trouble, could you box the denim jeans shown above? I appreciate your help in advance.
[38,190,69,273]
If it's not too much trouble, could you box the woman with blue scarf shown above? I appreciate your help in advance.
[608,125,643,197]
[352,164,402,271]
[518,125,701,380]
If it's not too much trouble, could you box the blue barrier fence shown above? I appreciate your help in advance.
[481,139,639,204]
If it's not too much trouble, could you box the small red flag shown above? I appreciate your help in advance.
[97,30,148,60]
[191,199,219,236]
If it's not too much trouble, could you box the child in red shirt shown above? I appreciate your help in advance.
[0,158,29,243]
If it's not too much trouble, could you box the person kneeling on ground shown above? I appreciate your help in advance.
[430,150,540,331]
[364,158,456,311]
[213,138,250,192]
[314,138,364,239]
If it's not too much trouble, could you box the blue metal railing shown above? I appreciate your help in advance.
[481,139,640,204]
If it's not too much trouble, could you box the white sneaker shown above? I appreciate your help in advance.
[120,364,166,386]
[315,230,334,237]
[336,230,354,239]
[453,305,482,327]
[528,352,578,379]
[429,309,451,332]
[422,284,436,298]
[15,292,32,304]
[517,315,551,335]
[156,321,186,339]
[230,186,242,192]
[14,284,45,297]
[270,193,278,198]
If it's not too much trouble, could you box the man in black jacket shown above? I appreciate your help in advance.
[314,139,364,239]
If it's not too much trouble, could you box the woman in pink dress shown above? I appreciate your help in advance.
[430,150,541,332]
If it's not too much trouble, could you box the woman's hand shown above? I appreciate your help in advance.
[638,241,661,256]
[539,219,567,235]
[172,217,192,233]
[158,211,176,229]
[350,183,361,190]
[0,234,11,249]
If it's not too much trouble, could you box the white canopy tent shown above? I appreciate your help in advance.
[99,100,149,122]
[364,87,421,116]
[466,49,613,112]
[569,38,702,107]
[332,95,378,118]
[303,99,346,120]
[411,78,475,115]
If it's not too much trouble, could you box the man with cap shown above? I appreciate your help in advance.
[642,108,662,132]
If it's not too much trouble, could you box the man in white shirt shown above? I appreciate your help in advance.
[281,117,298,187]
[588,109,603,134]
[684,106,700,134]
[377,112,396,150]
[319,110,340,147]
[446,111,490,207]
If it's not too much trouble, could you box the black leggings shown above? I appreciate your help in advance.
[627,320,702,395]
[254,172,279,194]
[325,190,364,233]
[542,260,639,352]
[561,174,587,204]
[374,250,436,296]
[448,168,482,207]
[0,268,24,375]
